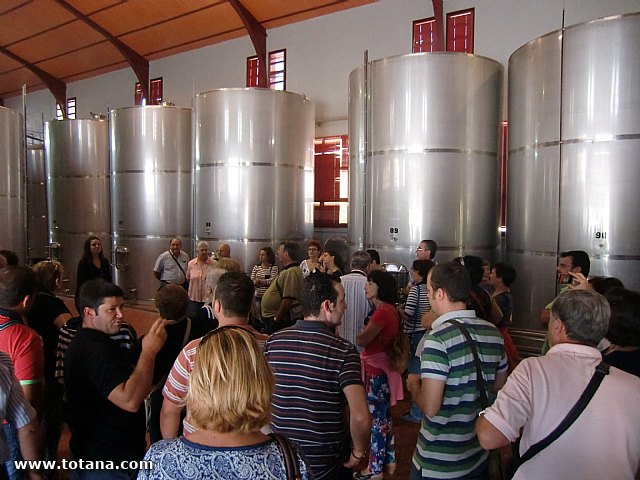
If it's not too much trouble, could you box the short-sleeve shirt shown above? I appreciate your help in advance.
[260,264,303,319]
[154,250,190,285]
[65,327,146,462]
[264,320,362,480]
[0,308,44,387]
[413,310,507,478]
[186,257,216,303]
[363,303,399,356]
[0,351,36,463]
[484,344,640,480]
[404,283,430,334]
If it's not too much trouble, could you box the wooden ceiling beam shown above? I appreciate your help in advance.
[0,45,67,115]
[432,0,444,51]
[53,0,150,101]
[228,0,267,87]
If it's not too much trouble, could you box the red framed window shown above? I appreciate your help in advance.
[246,50,286,90]
[134,77,163,105]
[56,97,76,120]
[246,56,262,87]
[446,8,474,53]
[412,17,436,53]
[314,135,349,228]
[269,49,286,91]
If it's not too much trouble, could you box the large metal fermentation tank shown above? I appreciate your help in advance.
[508,13,640,332]
[348,53,503,269]
[45,118,110,292]
[110,105,192,302]
[194,88,314,272]
[0,107,25,263]
[26,145,48,263]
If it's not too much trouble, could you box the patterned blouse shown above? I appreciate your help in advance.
[138,436,311,479]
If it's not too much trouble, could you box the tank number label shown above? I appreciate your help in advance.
[389,227,398,242]
[595,232,607,239]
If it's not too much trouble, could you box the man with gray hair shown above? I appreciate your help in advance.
[477,290,640,479]
[338,250,371,349]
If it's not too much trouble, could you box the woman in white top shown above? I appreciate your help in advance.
[186,241,216,317]
[300,239,322,278]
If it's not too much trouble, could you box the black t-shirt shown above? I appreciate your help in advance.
[26,292,70,382]
[64,327,146,462]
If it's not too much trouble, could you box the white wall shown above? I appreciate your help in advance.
[5,0,638,139]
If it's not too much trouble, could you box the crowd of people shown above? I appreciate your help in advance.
[0,238,638,480]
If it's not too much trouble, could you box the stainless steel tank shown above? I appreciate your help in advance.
[26,144,48,263]
[45,118,110,292]
[194,88,314,272]
[348,53,503,269]
[0,107,25,263]
[507,13,640,331]
[110,105,193,302]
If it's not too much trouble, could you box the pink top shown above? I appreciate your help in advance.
[484,343,640,479]
[360,351,404,406]
[186,257,216,303]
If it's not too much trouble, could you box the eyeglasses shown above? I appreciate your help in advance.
[416,247,426,252]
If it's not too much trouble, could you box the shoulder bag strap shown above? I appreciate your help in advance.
[169,251,187,277]
[269,432,301,480]
[448,319,489,408]
[517,361,610,466]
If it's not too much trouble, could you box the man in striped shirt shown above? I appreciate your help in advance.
[408,262,507,479]
[265,272,371,480]
[0,351,43,479]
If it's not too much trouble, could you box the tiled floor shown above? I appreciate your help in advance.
[57,297,422,479]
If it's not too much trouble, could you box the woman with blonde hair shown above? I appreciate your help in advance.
[139,326,311,479]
